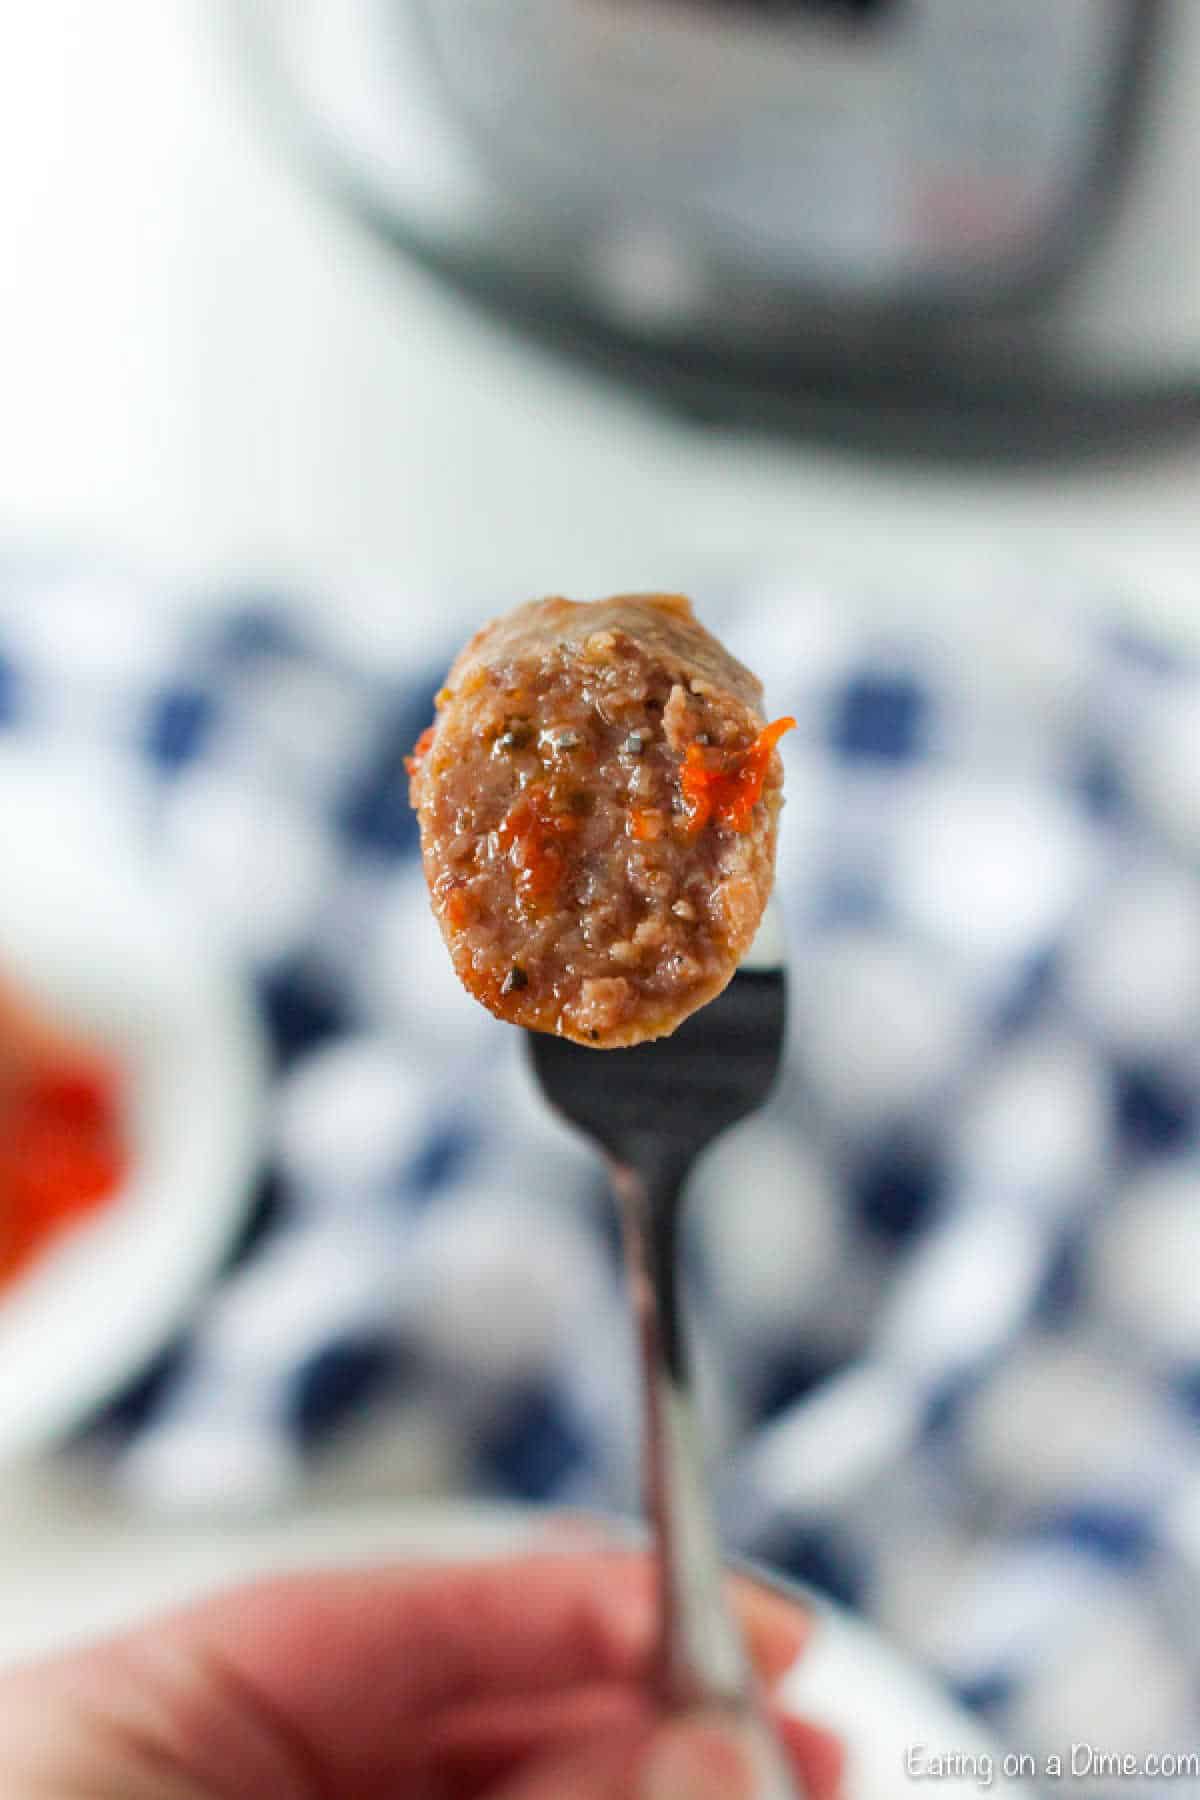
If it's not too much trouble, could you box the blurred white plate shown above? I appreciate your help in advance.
[0,1500,1022,1799]
[0,744,265,1461]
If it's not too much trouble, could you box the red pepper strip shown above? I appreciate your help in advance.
[404,724,436,778]
[496,789,579,906]
[679,715,796,835]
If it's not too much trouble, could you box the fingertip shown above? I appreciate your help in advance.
[777,1711,848,1800]
[733,1577,810,1685]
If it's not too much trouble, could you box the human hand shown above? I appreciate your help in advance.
[0,1550,843,1798]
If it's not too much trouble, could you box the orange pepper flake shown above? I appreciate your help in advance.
[444,886,477,929]
[679,716,796,835]
[629,808,664,841]
[496,788,579,907]
[404,724,436,778]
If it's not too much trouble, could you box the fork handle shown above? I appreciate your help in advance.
[614,1158,807,1798]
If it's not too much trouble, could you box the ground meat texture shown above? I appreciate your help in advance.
[408,593,790,1047]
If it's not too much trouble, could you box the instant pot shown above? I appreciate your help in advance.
[244,0,1200,455]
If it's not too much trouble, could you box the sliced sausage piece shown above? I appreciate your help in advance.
[407,593,792,1047]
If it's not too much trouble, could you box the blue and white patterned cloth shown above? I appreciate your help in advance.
[3,556,1200,1776]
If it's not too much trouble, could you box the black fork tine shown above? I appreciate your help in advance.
[526,964,787,1165]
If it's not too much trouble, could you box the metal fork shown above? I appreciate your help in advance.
[526,905,805,1797]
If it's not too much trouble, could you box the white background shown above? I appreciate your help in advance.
[0,0,1197,1634]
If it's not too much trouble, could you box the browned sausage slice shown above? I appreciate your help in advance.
[407,593,791,1047]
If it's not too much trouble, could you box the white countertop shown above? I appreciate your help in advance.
[0,0,1197,1627]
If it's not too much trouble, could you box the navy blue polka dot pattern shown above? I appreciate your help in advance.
[401,1124,476,1206]
[1076,747,1126,821]
[760,1523,867,1612]
[257,957,352,1069]
[830,670,929,762]
[1042,1506,1153,1568]
[754,1346,848,1423]
[86,1342,193,1441]
[288,1335,404,1448]
[477,1383,590,1502]
[1113,1062,1196,1156]
[952,1673,1017,1723]
[336,675,443,862]
[222,1169,291,1274]
[6,563,1200,1763]
[851,1139,944,1243]
[145,684,218,772]
[216,603,306,663]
